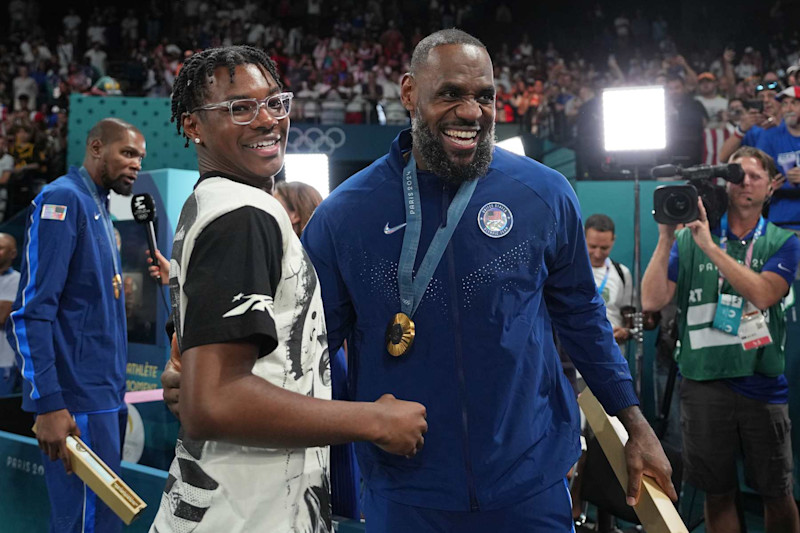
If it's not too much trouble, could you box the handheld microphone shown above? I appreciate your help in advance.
[131,194,160,284]
[650,163,744,184]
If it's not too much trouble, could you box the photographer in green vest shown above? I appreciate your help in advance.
[642,146,800,533]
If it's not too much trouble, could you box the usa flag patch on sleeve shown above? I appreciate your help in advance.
[41,204,68,221]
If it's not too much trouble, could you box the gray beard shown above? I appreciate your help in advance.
[411,113,494,186]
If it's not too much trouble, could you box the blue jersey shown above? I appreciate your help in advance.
[302,130,638,512]
[7,166,127,415]
[742,124,765,148]
[755,122,800,229]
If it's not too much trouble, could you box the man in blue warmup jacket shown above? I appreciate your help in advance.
[301,29,677,532]
[7,118,146,533]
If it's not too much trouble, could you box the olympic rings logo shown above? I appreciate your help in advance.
[286,127,347,155]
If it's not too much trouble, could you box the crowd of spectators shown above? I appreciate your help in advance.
[2,0,800,217]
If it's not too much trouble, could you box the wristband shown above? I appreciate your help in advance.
[733,125,745,138]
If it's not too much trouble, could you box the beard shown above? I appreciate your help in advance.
[411,111,494,186]
[100,162,134,196]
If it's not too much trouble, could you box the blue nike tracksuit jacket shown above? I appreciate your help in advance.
[302,130,639,512]
[7,166,127,415]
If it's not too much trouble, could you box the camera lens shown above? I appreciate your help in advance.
[664,191,692,218]
[653,184,699,224]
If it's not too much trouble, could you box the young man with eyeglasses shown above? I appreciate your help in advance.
[720,80,784,162]
[150,45,427,533]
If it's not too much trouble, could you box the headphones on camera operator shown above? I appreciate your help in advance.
[650,163,745,229]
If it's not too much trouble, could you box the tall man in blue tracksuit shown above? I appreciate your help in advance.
[7,118,146,533]
[301,29,677,531]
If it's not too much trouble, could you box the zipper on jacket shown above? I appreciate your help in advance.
[442,184,480,512]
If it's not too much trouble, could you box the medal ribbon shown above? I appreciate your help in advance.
[398,154,478,318]
[78,167,121,285]
[717,212,765,292]
[596,258,611,295]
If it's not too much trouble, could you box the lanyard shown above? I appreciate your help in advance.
[717,213,765,291]
[397,154,478,317]
[596,258,611,295]
[78,167,120,280]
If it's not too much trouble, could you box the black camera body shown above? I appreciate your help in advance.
[651,163,744,228]
[653,179,729,229]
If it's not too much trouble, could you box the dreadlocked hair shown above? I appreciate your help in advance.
[170,45,283,147]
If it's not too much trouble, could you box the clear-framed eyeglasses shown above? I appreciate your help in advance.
[192,92,294,125]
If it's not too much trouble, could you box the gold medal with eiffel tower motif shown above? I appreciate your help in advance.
[113,274,122,299]
[386,312,415,357]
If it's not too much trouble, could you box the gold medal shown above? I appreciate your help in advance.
[386,312,415,357]
[113,274,122,299]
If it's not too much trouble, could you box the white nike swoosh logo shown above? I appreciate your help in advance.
[384,222,407,235]
[94,213,100,220]
[778,262,792,273]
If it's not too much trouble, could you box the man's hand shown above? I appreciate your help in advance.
[739,109,767,132]
[657,222,678,241]
[371,393,428,458]
[35,409,80,473]
[146,249,170,285]
[613,326,631,343]
[161,333,182,420]
[685,198,715,252]
[617,406,678,505]
[785,167,800,185]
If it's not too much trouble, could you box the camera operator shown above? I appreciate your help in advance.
[719,80,783,163]
[642,146,800,533]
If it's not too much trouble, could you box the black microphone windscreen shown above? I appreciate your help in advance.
[651,165,680,178]
[131,193,156,223]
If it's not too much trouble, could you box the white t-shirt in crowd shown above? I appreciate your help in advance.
[592,258,633,329]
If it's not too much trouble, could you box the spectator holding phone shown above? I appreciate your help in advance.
[756,86,800,230]
[720,79,783,162]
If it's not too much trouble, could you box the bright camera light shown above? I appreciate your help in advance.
[283,153,330,198]
[602,86,667,152]
[496,136,526,156]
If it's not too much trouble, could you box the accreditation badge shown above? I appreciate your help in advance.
[712,293,743,335]
[386,313,415,357]
[738,305,773,350]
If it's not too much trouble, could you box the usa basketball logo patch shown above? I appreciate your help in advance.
[478,202,513,238]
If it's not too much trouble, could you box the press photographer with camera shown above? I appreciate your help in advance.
[642,146,800,533]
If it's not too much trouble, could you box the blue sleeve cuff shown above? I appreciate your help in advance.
[592,379,640,416]
[668,241,679,283]
[34,391,66,414]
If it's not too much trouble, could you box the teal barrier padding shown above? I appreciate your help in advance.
[0,430,49,531]
[0,430,167,532]
[68,95,190,172]
[146,168,199,231]
[542,139,576,180]
[334,517,366,532]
